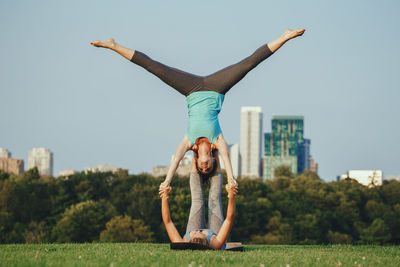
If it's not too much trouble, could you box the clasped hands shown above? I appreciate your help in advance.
[159,181,238,199]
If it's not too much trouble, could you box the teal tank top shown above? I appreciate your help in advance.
[186,91,225,145]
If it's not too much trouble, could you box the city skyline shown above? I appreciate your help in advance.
[1,1,399,181]
[0,142,396,182]
[1,106,398,179]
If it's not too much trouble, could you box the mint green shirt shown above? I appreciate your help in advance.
[186,91,225,145]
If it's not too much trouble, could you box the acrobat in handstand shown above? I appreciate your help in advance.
[91,28,305,191]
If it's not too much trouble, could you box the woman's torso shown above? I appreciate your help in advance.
[186,91,225,145]
[183,229,216,243]
[183,228,226,250]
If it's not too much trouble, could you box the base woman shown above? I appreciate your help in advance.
[159,181,238,250]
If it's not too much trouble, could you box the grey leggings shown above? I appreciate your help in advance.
[130,43,273,96]
[186,171,224,234]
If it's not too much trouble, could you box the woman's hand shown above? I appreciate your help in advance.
[159,186,172,199]
[225,184,238,199]
[159,180,170,190]
[228,178,238,188]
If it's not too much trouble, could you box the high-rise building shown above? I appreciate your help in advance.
[240,107,262,178]
[0,148,11,158]
[264,116,316,181]
[303,139,311,171]
[28,148,53,176]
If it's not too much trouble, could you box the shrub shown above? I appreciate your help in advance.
[100,215,153,242]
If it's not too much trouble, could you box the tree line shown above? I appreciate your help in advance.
[0,167,399,244]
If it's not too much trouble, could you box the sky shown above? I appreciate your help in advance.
[0,0,399,181]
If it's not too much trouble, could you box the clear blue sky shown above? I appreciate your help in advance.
[1,0,399,181]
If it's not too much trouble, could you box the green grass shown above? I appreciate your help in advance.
[0,243,399,267]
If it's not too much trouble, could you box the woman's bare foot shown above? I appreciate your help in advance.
[282,28,306,41]
[90,38,117,49]
[90,38,134,60]
[267,28,305,53]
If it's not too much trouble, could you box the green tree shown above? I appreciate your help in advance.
[100,215,153,242]
[0,212,15,243]
[24,221,49,243]
[274,165,294,178]
[231,178,274,242]
[1,168,54,225]
[251,211,292,244]
[52,200,116,243]
[301,170,320,180]
[360,218,392,244]
[327,230,352,244]
[364,200,390,221]
[0,170,10,181]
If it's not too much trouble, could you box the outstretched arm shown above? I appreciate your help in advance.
[159,187,184,243]
[160,136,192,188]
[210,184,238,249]
[215,133,237,187]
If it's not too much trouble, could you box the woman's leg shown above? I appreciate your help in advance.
[203,28,305,95]
[186,172,206,232]
[91,38,203,96]
[208,171,224,234]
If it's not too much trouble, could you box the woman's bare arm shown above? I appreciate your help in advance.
[215,133,237,186]
[160,136,192,188]
[213,149,222,172]
[159,187,184,243]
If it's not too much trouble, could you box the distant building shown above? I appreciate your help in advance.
[84,164,119,174]
[152,155,192,177]
[151,166,169,177]
[240,107,262,178]
[339,170,383,187]
[309,156,318,174]
[0,148,11,158]
[216,144,239,178]
[59,169,78,177]
[0,158,24,175]
[263,116,317,181]
[384,175,400,182]
[28,148,53,176]
[303,139,311,171]
[229,144,240,178]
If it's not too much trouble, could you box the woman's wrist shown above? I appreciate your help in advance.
[161,179,171,185]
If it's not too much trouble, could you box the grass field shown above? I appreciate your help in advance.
[0,243,399,267]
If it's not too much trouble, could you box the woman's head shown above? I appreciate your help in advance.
[192,138,216,175]
[190,231,208,246]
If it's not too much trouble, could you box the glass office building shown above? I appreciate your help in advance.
[263,116,310,180]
